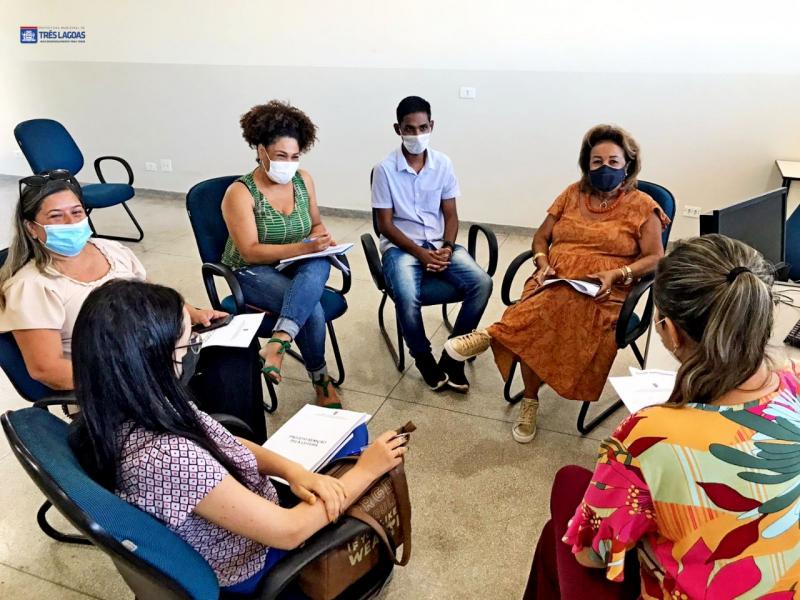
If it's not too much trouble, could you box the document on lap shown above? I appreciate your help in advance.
[263,404,371,481]
[199,313,264,348]
[609,367,677,413]
[537,278,600,297]
[276,243,354,274]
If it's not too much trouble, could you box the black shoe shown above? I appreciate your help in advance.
[414,352,449,391]
[439,352,470,393]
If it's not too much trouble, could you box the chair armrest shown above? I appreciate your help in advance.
[360,233,386,291]
[326,254,352,295]
[32,394,78,418]
[200,262,245,313]
[501,250,534,306]
[615,274,655,349]
[209,413,255,441]
[93,156,134,186]
[467,224,499,277]
[256,517,379,600]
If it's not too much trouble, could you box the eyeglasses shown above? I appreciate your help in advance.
[175,333,203,354]
[654,317,667,328]
[19,169,79,199]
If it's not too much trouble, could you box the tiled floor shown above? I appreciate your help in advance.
[0,178,639,599]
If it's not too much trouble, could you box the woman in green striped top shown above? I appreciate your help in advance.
[221,101,342,409]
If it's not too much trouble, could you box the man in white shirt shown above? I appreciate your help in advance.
[371,96,493,392]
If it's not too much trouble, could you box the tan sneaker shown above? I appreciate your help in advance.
[444,329,492,361]
[512,398,539,443]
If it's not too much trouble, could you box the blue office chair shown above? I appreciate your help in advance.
[14,119,143,242]
[186,176,351,414]
[1,407,394,600]
[500,180,676,435]
[361,170,499,371]
[0,245,85,544]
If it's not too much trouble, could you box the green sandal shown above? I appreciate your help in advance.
[313,375,342,409]
[260,337,292,384]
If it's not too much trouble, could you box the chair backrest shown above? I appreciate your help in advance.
[0,249,57,402]
[0,333,56,402]
[637,180,676,249]
[186,176,240,264]
[14,119,85,176]
[369,168,382,236]
[1,408,219,600]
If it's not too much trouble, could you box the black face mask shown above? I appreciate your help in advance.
[175,344,201,385]
[589,165,626,193]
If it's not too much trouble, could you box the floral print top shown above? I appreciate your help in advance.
[564,365,800,599]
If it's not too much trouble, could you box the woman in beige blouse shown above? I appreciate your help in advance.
[0,170,267,441]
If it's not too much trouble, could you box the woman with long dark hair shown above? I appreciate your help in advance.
[70,279,406,593]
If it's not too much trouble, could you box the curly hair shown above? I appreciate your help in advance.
[240,100,318,153]
[577,124,641,194]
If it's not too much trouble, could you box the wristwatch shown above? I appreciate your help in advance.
[441,241,455,252]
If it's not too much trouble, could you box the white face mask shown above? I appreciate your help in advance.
[261,152,299,185]
[401,133,431,155]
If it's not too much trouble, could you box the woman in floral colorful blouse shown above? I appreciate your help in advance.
[526,234,800,599]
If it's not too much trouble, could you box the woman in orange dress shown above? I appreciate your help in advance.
[445,125,669,443]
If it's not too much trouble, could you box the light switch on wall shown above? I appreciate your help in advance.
[459,86,477,99]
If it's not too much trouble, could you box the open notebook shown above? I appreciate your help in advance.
[277,243,354,274]
[263,404,370,475]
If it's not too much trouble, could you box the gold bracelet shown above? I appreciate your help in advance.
[532,252,547,265]
[623,265,634,286]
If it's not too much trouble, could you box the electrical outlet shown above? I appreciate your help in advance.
[145,162,157,172]
[459,86,477,99]
[160,158,173,172]
[683,205,702,218]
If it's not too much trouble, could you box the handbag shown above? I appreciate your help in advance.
[297,422,415,600]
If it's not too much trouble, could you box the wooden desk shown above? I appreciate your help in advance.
[644,282,800,371]
[776,160,800,190]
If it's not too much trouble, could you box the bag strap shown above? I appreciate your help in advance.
[389,462,412,565]
[345,463,412,567]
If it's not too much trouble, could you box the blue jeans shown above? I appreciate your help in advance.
[235,258,330,375]
[382,244,493,357]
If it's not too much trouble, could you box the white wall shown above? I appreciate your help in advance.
[3,1,800,239]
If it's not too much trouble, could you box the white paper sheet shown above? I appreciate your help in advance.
[199,313,264,348]
[538,278,600,297]
[609,368,677,413]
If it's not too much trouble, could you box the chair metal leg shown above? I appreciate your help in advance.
[377,292,405,372]
[281,322,345,387]
[37,500,91,545]
[576,399,625,436]
[441,304,454,333]
[630,341,645,368]
[262,374,278,413]
[88,201,145,243]
[327,321,346,387]
[503,359,524,404]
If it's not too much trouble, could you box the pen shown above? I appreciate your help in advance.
[302,237,318,244]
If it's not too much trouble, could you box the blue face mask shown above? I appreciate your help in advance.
[588,165,627,193]
[35,218,93,257]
